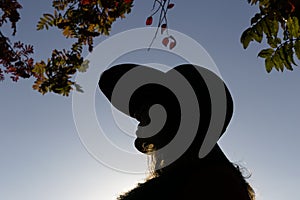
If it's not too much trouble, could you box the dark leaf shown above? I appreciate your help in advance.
[169,35,176,49]
[258,48,274,58]
[240,28,253,49]
[267,38,278,48]
[161,23,167,34]
[272,52,284,71]
[251,13,261,25]
[265,57,274,73]
[294,40,300,60]
[167,3,175,9]
[146,16,153,25]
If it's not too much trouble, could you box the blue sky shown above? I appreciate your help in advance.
[1,1,300,200]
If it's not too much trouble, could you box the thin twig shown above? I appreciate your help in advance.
[148,0,168,50]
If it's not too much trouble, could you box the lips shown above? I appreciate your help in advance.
[135,125,155,139]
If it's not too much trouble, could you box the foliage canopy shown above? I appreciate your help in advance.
[1,0,133,96]
[1,0,300,96]
[242,0,300,72]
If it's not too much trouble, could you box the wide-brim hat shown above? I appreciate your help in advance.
[99,63,233,154]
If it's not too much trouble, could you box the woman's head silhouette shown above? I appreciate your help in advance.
[99,63,255,200]
[99,63,232,153]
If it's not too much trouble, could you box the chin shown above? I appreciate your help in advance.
[134,138,156,154]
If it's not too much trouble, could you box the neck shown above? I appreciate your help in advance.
[150,144,230,176]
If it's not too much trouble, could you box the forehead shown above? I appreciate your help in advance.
[128,83,179,113]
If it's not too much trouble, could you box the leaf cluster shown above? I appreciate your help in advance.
[32,49,84,96]
[32,0,133,95]
[0,1,34,82]
[0,0,22,35]
[242,0,300,72]
[33,0,133,95]
[0,0,133,96]
[146,0,176,50]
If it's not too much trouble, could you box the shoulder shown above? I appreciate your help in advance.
[180,163,252,199]
[118,163,251,200]
[117,173,184,200]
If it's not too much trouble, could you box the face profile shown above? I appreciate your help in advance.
[130,83,181,154]
[99,63,233,156]
[99,63,255,200]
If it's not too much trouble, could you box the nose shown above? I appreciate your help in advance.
[138,119,150,127]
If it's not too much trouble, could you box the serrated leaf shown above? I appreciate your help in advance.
[259,0,268,7]
[62,26,75,38]
[253,29,263,43]
[265,57,274,73]
[240,28,253,49]
[294,40,300,59]
[267,38,278,48]
[283,43,296,68]
[278,46,293,70]
[292,17,300,38]
[261,18,271,38]
[255,21,263,36]
[43,13,54,21]
[37,22,44,30]
[270,20,279,36]
[274,37,281,45]
[37,13,55,30]
[32,61,46,75]
[258,48,274,58]
[251,13,261,25]
[287,17,298,38]
[249,22,262,43]
[78,60,89,72]
[272,52,284,71]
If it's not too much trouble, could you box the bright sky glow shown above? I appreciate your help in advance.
[1,1,300,200]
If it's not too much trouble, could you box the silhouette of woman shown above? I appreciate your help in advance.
[99,64,255,200]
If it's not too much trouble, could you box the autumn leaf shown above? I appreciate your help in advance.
[288,0,296,12]
[161,23,167,34]
[162,37,169,47]
[169,41,176,49]
[81,0,92,6]
[146,16,153,25]
[124,0,132,4]
[167,3,175,9]
[1,0,134,96]
[169,35,176,49]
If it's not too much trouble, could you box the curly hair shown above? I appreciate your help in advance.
[118,145,255,200]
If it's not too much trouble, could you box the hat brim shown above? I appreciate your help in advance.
[99,63,233,136]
